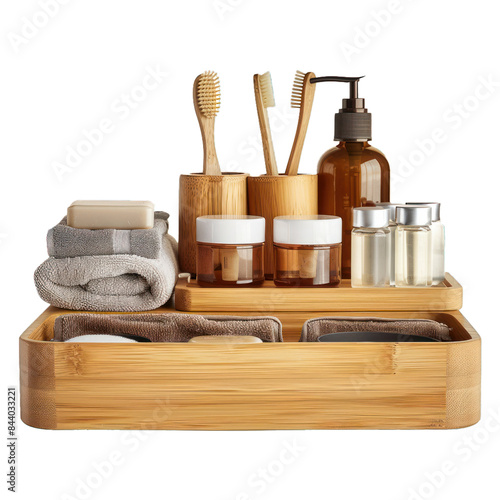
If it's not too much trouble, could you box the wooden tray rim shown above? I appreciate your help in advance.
[20,307,479,345]
[174,273,464,312]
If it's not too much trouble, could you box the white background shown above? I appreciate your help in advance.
[1,1,499,499]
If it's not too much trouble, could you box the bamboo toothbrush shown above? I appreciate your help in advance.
[285,71,316,176]
[253,72,279,176]
[193,71,222,175]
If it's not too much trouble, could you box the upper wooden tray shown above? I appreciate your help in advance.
[174,273,463,312]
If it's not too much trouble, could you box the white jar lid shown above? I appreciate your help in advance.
[196,215,265,244]
[273,215,342,245]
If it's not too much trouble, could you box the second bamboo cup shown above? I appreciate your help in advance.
[179,172,248,275]
[247,174,318,278]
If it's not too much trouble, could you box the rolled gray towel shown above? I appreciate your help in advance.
[34,234,178,312]
[47,211,170,259]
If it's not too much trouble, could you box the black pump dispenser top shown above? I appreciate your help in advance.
[310,75,371,142]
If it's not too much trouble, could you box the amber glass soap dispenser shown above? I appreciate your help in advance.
[314,76,390,278]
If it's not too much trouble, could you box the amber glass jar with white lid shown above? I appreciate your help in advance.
[196,215,265,287]
[273,215,342,287]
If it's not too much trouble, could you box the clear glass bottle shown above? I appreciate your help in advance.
[273,215,342,287]
[406,202,445,285]
[196,215,265,287]
[395,206,432,287]
[376,202,404,286]
[351,207,391,288]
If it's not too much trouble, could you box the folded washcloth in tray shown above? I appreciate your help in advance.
[53,313,283,342]
[34,212,178,312]
[47,211,170,259]
[300,317,452,342]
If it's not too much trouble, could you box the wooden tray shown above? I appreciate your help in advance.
[20,306,480,430]
[174,273,463,312]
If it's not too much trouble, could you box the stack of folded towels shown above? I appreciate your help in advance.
[34,210,178,312]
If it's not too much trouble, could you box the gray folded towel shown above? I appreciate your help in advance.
[47,211,170,259]
[53,313,283,342]
[34,234,179,312]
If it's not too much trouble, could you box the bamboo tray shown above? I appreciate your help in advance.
[20,306,480,430]
[174,273,463,312]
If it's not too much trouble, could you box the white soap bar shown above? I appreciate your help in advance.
[67,200,154,229]
[188,335,263,344]
[65,334,138,343]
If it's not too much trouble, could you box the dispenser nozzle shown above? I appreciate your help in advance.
[310,75,364,99]
[350,79,358,99]
[309,75,371,141]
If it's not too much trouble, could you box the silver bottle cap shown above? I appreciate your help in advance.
[375,202,404,222]
[352,207,390,228]
[396,205,432,226]
[406,202,441,222]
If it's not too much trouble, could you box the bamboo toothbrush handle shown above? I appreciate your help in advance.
[199,117,221,175]
[285,74,316,176]
[254,75,279,176]
[193,75,221,176]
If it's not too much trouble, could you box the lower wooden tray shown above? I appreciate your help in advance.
[174,273,463,312]
[20,306,480,430]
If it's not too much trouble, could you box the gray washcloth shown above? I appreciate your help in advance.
[53,313,283,342]
[34,234,179,312]
[300,317,452,342]
[47,211,170,259]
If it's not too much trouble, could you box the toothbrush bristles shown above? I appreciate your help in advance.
[197,71,221,118]
[259,72,275,108]
[291,70,306,108]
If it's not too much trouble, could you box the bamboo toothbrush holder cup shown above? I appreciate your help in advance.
[179,172,248,275]
[247,174,318,278]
